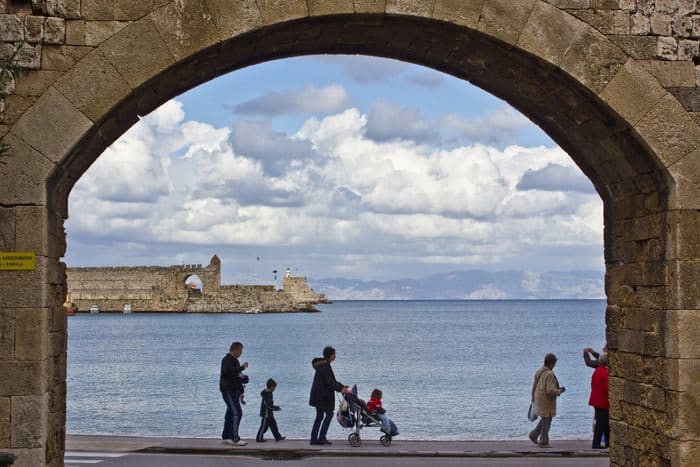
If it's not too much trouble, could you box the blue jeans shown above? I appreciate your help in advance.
[221,389,242,441]
[311,407,333,441]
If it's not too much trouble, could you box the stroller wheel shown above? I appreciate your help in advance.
[380,435,392,447]
[348,433,361,447]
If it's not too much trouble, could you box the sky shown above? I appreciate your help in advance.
[64,55,604,285]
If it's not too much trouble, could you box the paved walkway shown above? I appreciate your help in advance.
[67,435,609,460]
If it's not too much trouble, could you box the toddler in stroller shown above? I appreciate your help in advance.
[336,385,399,447]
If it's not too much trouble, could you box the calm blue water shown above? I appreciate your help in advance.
[67,300,606,441]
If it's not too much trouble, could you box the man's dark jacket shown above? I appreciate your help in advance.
[309,357,343,411]
[220,353,247,392]
[259,389,281,417]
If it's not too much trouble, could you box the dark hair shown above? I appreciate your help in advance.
[266,378,277,389]
[323,346,336,359]
[371,388,382,399]
[544,353,557,368]
[230,341,243,352]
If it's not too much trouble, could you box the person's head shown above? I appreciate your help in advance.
[323,346,336,361]
[371,388,382,400]
[266,378,277,391]
[229,341,243,357]
[544,353,557,369]
[598,353,608,366]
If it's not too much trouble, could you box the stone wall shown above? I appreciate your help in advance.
[65,255,327,313]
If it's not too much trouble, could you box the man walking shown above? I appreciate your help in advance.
[220,341,249,446]
[529,353,566,448]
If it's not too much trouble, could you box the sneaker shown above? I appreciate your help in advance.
[222,439,235,445]
[233,440,247,446]
[528,432,538,445]
[256,438,266,442]
[275,436,286,442]
[309,440,324,445]
[538,443,552,448]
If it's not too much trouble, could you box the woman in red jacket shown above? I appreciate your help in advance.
[588,353,610,449]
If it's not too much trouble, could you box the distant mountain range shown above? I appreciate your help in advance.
[309,270,605,300]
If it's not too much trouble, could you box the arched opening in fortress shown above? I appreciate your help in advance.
[1,4,698,466]
[184,275,203,295]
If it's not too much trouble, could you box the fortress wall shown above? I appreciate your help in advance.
[283,277,328,303]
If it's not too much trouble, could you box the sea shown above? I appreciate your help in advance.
[67,300,606,441]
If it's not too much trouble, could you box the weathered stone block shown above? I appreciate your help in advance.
[0,14,23,41]
[257,0,308,25]
[308,0,356,15]
[0,134,55,206]
[6,448,44,467]
[113,0,169,20]
[0,396,9,420]
[100,19,175,88]
[203,0,262,39]
[0,207,15,251]
[669,391,700,438]
[15,309,49,361]
[386,0,432,16]
[639,60,695,87]
[668,148,700,211]
[11,86,92,163]
[84,21,128,47]
[477,0,536,45]
[664,309,700,359]
[11,394,48,448]
[149,0,220,61]
[518,1,583,66]
[44,17,66,44]
[651,13,672,36]
[634,94,700,168]
[559,25,627,94]
[81,0,114,20]
[623,307,662,332]
[54,49,132,122]
[24,16,44,43]
[14,205,48,256]
[65,19,85,45]
[657,36,677,60]
[432,0,484,28]
[0,310,14,361]
[57,0,82,19]
[669,440,700,466]
[352,0,386,13]
[630,12,650,35]
[601,59,666,127]
[41,44,91,71]
[14,43,41,69]
[668,259,700,310]
[610,36,656,60]
[0,361,46,395]
[622,380,668,412]
[13,70,62,97]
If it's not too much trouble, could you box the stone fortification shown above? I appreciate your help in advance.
[66,255,327,313]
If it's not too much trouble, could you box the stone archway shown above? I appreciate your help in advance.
[0,2,697,466]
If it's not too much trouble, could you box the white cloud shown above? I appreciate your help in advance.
[66,98,603,281]
[233,84,352,116]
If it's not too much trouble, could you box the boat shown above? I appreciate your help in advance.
[89,305,100,314]
[123,304,132,314]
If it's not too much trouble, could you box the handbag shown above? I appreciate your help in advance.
[527,402,538,422]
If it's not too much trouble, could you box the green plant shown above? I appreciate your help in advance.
[0,42,24,166]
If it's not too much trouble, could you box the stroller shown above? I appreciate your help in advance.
[336,385,398,447]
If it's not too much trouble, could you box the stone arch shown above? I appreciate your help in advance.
[0,2,698,466]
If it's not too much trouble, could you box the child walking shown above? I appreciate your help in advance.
[256,378,285,442]
[366,388,399,436]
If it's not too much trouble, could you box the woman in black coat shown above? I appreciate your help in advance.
[309,346,346,445]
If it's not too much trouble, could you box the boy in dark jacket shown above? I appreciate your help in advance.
[255,378,285,442]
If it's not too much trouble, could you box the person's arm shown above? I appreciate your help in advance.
[583,349,600,368]
[544,372,564,397]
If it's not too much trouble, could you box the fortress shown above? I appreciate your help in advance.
[65,255,329,313]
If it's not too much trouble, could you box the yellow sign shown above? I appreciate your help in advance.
[0,252,36,271]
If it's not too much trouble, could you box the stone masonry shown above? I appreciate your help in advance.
[65,254,327,313]
[0,1,698,466]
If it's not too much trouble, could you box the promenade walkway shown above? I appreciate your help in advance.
[67,435,609,460]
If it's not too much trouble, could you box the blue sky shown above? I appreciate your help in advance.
[64,55,603,285]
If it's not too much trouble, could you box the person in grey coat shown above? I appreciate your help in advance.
[529,353,566,448]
